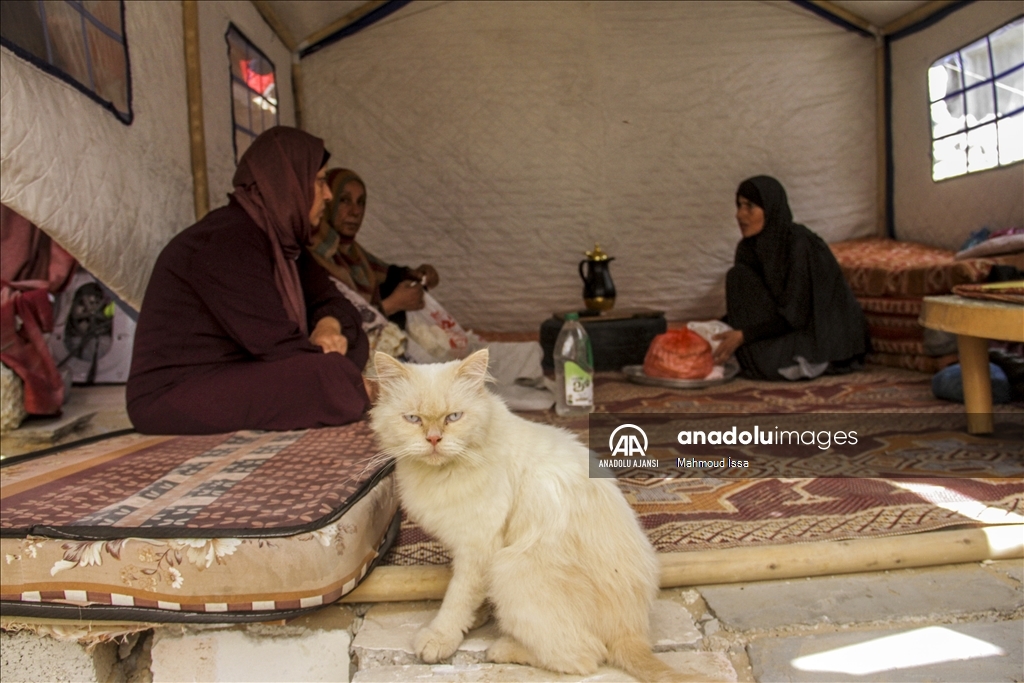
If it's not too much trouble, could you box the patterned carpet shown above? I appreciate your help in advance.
[381,364,1024,565]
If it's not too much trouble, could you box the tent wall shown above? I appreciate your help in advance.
[198,1,295,204]
[0,1,293,308]
[0,2,192,309]
[301,1,877,332]
[891,1,1024,250]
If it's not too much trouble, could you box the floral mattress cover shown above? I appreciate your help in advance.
[0,422,397,622]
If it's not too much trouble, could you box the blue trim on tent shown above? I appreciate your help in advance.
[789,0,874,37]
[299,1,412,59]
[888,1,975,41]
[883,38,895,239]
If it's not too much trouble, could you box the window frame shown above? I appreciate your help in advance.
[927,15,1024,182]
[225,23,279,164]
[0,0,133,124]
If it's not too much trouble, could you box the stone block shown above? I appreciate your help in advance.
[0,630,117,683]
[351,601,437,668]
[748,619,1024,682]
[700,564,1024,631]
[150,626,351,682]
[650,599,702,651]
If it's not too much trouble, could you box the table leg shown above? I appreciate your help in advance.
[956,334,992,434]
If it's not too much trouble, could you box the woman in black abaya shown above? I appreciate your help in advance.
[712,176,868,380]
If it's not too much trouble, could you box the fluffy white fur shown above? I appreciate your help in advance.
[370,350,696,682]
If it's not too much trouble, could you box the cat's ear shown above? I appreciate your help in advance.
[374,352,409,389]
[456,348,491,386]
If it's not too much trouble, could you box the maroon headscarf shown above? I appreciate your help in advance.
[231,126,325,334]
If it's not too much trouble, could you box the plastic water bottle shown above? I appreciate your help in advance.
[554,313,594,416]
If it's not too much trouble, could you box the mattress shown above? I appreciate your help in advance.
[830,236,1014,298]
[0,422,397,622]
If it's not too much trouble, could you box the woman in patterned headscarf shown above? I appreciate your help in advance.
[712,175,868,380]
[127,127,370,434]
[307,168,439,329]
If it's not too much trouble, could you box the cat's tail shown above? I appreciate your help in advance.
[607,635,706,683]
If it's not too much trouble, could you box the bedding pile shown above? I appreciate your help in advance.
[830,236,1024,373]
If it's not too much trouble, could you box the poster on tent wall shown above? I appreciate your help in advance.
[47,272,135,384]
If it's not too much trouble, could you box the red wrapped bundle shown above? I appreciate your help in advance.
[643,329,714,380]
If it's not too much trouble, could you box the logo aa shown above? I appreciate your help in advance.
[609,424,648,457]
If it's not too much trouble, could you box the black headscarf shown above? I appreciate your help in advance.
[734,175,800,303]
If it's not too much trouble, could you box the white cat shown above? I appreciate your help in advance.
[370,349,696,682]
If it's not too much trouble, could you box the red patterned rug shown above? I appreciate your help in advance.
[381,364,1023,565]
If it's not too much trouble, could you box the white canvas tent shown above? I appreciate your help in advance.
[1,0,1021,332]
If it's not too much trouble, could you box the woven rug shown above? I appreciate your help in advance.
[381,364,1024,566]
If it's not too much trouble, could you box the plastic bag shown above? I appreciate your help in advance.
[406,292,473,362]
[329,277,407,360]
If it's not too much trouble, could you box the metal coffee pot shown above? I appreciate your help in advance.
[579,243,616,311]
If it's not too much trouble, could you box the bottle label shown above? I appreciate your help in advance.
[564,361,593,407]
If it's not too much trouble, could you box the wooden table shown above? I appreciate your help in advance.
[920,295,1024,434]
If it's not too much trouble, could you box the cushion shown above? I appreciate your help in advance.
[0,422,397,622]
[856,296,924,316]
[831,237,996,297]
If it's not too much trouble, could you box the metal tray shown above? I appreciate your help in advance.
[622,360,740,389]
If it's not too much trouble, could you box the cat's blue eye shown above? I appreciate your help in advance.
[404,415,422,424]
[445,412,463,423]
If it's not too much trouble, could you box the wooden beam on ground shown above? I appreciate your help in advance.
[342,526,1024,602]
[250,0,297,53]
[806,1,879,35]
[882,0,959,36]
[298,0,389,52]
[181,0,209,221]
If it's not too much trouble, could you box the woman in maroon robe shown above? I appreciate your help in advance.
[126,127,370,434]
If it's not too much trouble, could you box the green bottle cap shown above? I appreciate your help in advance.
[565,312,580,321]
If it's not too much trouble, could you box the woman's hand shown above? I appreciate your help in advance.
[364,376,378,403]
[712,329,744,364]
[411,264,440,290]
[310,316,349,355]
[382,280,425,316]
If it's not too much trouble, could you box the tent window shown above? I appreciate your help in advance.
[0,0,132,124]
[227,25,278,163]
[928,16,1024,181]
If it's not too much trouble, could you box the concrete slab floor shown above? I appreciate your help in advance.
[700,562,1024,632]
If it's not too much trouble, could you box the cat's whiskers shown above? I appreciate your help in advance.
[356,449,396,477]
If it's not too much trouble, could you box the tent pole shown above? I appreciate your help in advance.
[292,58,304,130]
[875,37,887,237]
[250,1,297,52]
[298,1,389,53]
[182,0,209,220]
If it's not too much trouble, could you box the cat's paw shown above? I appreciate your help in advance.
[414,626,463,663]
